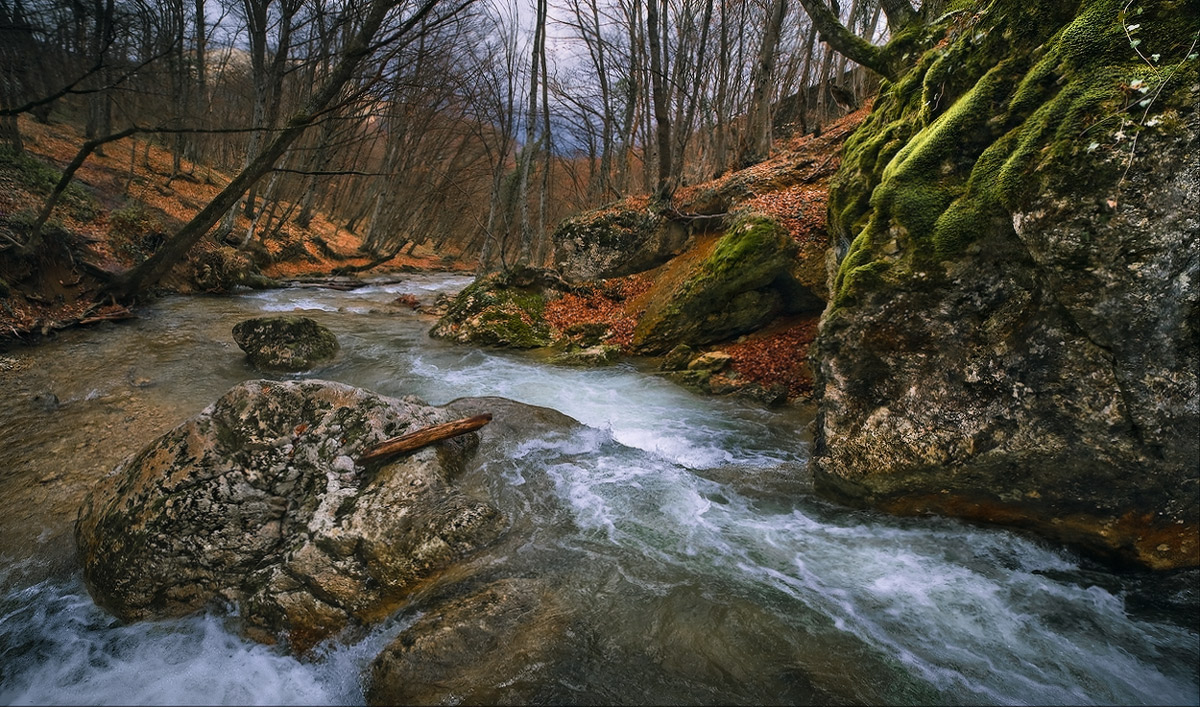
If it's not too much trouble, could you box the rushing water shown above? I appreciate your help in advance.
[0,273,1196,705]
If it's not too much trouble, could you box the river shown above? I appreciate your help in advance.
[1,273,1196,705]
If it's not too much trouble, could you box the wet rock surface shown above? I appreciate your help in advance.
[366,577,568,706]
[75,379,507,650]
[232,316,339,371]
[812,4,1199,570]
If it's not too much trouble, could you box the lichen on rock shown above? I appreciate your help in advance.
[74,379,506,651]
[552,200,687,283]
[232,315,339,371]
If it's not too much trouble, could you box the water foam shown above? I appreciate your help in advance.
[0,580,350,706]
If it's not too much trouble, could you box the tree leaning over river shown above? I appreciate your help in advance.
[104,0,468,298]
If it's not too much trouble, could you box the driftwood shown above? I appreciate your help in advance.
[358,413,492,465]
[79,306,135,325]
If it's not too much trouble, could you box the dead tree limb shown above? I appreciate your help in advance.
[358,413,492,465]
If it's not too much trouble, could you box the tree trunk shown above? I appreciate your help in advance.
[645,0,673,201]
[108,0,447,298]
[741,0,787,167]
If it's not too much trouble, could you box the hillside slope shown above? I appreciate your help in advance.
[433,108,867,403]
[0,117,465,342]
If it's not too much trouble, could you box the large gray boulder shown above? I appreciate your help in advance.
[552,204,686,283]
[75,380,506,651]
[232,316,339,371]
[812,2,1198,570]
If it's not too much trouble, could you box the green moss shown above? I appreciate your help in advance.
[827,0,1200,307]
[631,214,795,352]
[431,272,552,349]
[835,260,892,308]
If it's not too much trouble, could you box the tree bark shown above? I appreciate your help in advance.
[645,0,673,201]
[879,0,916,31]
[741,0,788,166]
[794,0,896,80]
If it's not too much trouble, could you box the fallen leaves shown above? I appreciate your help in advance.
[544,274,651,349]
[724,315,821,399]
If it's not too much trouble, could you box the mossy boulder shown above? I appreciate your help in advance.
[429,267,562,349]
[631,215,798,354]
[549,343,622,367]
[232,316,339,371]
[552,201,689,283]
[813,0,1199,569]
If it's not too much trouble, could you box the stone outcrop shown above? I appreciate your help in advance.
[812,0,1199,569]
[232,316,339,371]
[429,267,566,349]
[631,215,804,354]
[552,203,688,283]
[660,347,788,406]
[75,379,506,650]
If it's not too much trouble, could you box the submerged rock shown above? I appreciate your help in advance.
[812,2,1198,569]
[550,343,622,367]
[232,316,339,371]
[366,578,567,706]
[75,379,506,651]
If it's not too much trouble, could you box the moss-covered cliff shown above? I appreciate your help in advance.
[830,0,1197,305]
[814,0,1199,569]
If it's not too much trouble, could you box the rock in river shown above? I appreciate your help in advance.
[75,379,506,651]
[366,577,567,706]
[232,315,339,371]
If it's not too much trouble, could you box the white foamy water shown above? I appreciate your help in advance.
[1,273,1196,705]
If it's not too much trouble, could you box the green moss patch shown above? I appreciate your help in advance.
[828,0,1199,307]
[631,215,797,353]
[430,269,554,349]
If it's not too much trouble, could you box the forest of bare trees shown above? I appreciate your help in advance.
[1,0,914,284]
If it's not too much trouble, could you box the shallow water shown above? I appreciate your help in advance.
[1,273,1196,705]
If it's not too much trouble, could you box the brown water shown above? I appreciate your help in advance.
[1,274,1196,705]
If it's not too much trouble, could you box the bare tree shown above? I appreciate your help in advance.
[108,0,467,297]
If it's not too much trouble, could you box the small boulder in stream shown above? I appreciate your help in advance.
[429,266,569,349]
[232,316,339,371]
[75,379,506,651]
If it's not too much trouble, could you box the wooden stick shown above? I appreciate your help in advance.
[358,413,492,465]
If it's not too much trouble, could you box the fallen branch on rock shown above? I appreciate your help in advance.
[358,413,493,465]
